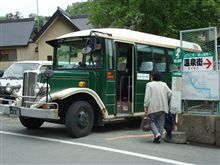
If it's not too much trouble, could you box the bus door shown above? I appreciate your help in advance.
[134,44,153,114]
[115,42,134,115]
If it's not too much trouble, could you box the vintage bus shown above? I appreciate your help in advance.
[0,28,202,137]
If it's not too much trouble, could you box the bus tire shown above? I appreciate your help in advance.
[65,101,94,138]
[19,116,44,129]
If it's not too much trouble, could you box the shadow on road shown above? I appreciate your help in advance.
[93,118,141,133]
[2,116,142,139]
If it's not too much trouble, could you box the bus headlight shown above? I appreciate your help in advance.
[33,83,50,95]
[13,84,21,93]
[6,83,21,93]
[6,83,12,93]
[33,83,40,94]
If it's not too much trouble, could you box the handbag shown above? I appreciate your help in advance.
[140,115,151,131]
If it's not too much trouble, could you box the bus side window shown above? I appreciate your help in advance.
[106,39,114,70]
[137,44,153,72]
[167,49,177,72]
[152,47,166,72]
[139,61,153,71]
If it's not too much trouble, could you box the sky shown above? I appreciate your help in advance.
[0,0,86,18]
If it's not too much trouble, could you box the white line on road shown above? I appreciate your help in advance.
[0,131,194,165]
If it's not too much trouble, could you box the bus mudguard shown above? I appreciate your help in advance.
[30,88,108,118]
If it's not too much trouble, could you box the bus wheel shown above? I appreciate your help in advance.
[19,116,44,129]
[65,101,94,138]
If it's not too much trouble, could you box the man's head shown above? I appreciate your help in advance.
[152,71,161,81]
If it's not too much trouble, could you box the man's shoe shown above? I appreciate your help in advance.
[153,135,161,143]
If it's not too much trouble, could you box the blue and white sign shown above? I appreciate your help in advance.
[182,71,219,100]
[183,52,213,71]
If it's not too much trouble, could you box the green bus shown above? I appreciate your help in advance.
[0,28,201,137]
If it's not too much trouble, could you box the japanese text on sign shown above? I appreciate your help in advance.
[183,52,213,71]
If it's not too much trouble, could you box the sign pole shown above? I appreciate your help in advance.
[170,47,184,131]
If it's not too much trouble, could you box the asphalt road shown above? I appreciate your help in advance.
[0,115,219,165]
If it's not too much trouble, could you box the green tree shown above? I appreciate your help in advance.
[5,11,23,19]
[29,13,37,18]
[90,0,143,29]
[66,1,92,16]
[0,16,5,20]
[29,14,45,30]
[38,16,45,28]
[14,11,22,19]
[89,0,220,38]
[5,13,14,19]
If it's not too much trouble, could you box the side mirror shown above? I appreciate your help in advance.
[44,67,53,78]
[0,70,4,77]
[81,46,92,54]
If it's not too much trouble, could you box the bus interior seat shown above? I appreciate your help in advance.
[169,64,177,72]
[139,61,153,71]
[117,63,128,101]
[117,63,126,71]
[154,63,166,72]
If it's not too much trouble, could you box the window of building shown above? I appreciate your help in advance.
[0,49,17,61]
[47,55,52,61]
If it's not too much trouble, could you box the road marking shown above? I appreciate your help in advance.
[0,117,12,121]
[106,134,154,140]
[0,131,194,165]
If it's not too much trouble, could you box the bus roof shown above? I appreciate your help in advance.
[55,28,202,52]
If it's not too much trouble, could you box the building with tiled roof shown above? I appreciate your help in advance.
[0,7,92,69]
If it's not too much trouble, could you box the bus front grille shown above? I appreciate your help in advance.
[22,71,38,107]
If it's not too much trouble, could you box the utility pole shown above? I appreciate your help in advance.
[36,0,39,32]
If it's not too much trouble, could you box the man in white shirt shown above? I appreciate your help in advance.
[144,71,172,143]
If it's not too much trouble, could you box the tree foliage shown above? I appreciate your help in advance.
[5,11,23,19]
[88,0,220,38]
[66,1,92,16]
[0,16,5,20]
[29,13,45,29]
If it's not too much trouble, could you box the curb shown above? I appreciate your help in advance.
[164,131,187,144]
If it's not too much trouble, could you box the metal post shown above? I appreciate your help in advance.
[36,0,39,32]
[46,77,48,103]
[214,27,218,70]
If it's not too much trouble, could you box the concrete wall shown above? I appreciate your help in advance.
[216,117,220,147]
[36,17,74,60]
[178,114,220,147]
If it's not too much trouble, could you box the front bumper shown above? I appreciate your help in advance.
[0,103,59,119]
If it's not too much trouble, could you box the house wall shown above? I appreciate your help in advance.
[37,17,75,60]
[17,43,38,61]
[0,61,14,70]
[0,44,38,70]
[0,16,77,70]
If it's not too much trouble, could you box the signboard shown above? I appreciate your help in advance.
[170,71,182,114]
[170,48,184,114]
[172,47,184,66]
[183,52,213,71]
[137,73,149,80]
[182,71,219,100]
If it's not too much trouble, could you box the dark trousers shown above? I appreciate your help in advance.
[148,111,165,137]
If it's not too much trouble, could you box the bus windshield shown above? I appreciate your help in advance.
[55,37,104,69]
